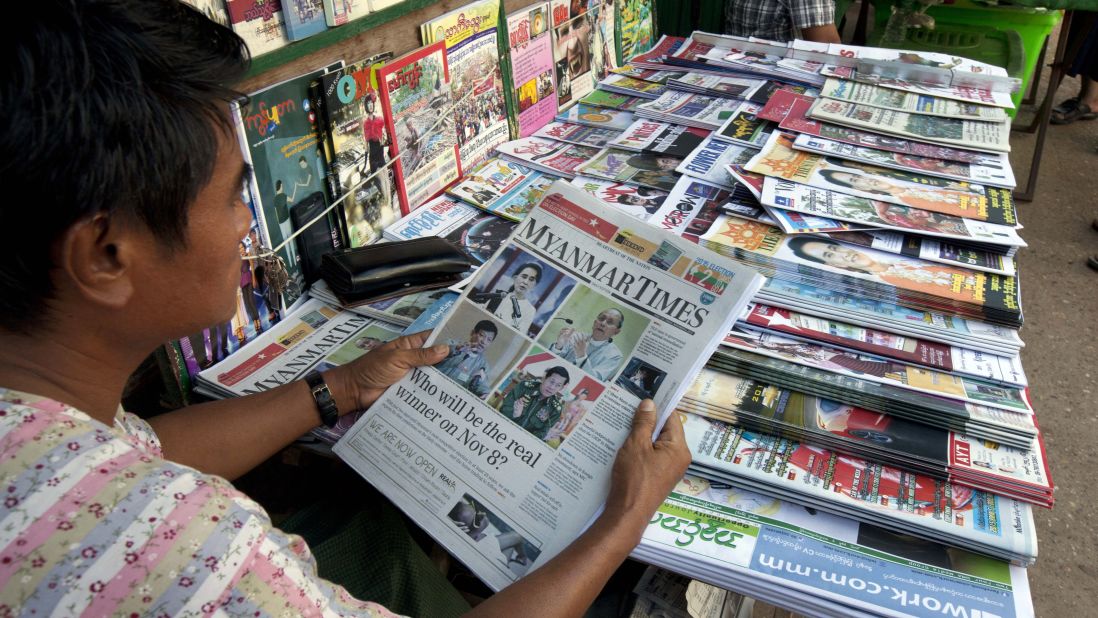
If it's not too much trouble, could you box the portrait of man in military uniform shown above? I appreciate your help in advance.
[498,365,571,440]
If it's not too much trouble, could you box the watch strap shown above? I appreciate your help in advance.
[305,370,339,428]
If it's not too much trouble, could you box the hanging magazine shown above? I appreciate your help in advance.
[422,0,510,170]
[375,42,462,213]
[225,0,289,57]
[506,2,558,138]
[550,0,598,109]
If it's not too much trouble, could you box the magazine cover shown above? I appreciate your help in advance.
[676,136,758,190]
[820,230,1017,276]
[592,0,617,81]
[609,119,709,158]
[422,0,510,170]
[667,72,767,100]
[761,207,867,235]
[374,42,462,213]
[237,64,340,307]
[555,103,636,130]
[780,96,1001,166]
[506,2,558,138]
[225,0,289,56]
[866,76,1016,110]
[496,136,601,177]
[447,157,557,222]
[533,121,621,148]
[322,0,369,26]
[820,78,1008,121]
[698,216,1022,319]
[181,0,230,25]
[577,148,683,191]
[601,74,666,98]
[282,0,327,40]
[317,54,401,247]
[807,99,1012,153]
[746,132,1018,226]
[635,91,742,129]
[550,0,598,109]
[569,175,669,221]
[384,195,517,265]
[792,133,1016,189]
[713,102,773,147]
[618,0,655,64]
[579,88,645,111]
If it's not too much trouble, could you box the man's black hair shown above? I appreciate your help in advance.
[545,366,570,383]
[0,0,250,333]
[473,320,498,337]
[786,236,828,265]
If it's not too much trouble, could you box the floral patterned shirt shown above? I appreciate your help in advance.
[0,388,403,617]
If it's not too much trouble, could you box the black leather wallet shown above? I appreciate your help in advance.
[321,237,473,305]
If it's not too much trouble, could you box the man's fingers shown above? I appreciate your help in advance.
[630,399,657,438]
[397,343,449,368]
[655,411,686,447]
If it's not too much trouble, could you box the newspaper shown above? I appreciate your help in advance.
[496,136,601,177]
[533,121,622,148]
[555,103,637,130]
[382,195,516,264]
[761,206,867,235]
[792,132,1016,189]
[808,99,1012,153]
[747,132,1018,227]
[633,476,1035,618]
[447,157,558,222]
[682,413,1038,565]
[602,73,667,98]
[722,325,1032,414]
[760,177,1025,247]
[818,229,1017,277]
[712,103,773,147]
[569,176,670,221]
[333,180,765,590]
[635,91,742,130]
[778,95,1003,168]
[667,72,767,100]
[819,78,1009,120]
[609,119,709,158]
[863,76,1016,110]
[742,304,1026,386]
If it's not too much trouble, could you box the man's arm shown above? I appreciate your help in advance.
[148,332,448,480]
[793,0,842,43]
[466,400,691,617]
[801,23,841,43]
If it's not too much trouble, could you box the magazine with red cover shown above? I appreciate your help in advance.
[374,41,462,214]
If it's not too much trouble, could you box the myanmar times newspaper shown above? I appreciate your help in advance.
[634,476,1034,618]
[334,181,765,589]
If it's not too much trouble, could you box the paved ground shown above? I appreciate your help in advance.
[1010,70,1098,615]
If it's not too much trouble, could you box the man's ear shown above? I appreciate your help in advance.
[55,212,137,309]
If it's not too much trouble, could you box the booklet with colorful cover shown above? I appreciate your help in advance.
[422,0,510,170]
[323,0,370,26]
[315,54,401,248]
[550,0,598,109]
[447,157,558,222]
[676,136,757,190]
[569,175,669,221]
[618,0,655,64]
[533,121,622,148]
[609,119,709,158]
[496,136,601,178]
[374,42,462,213]
[283,0,327,40]
[578,88,645,111]
[577,148,682,191]
[226,0,289,57]
[236,63,341,308]
[506,2,558,138]
[554,104,636,131]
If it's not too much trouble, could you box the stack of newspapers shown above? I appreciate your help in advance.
[469,31,1045,616]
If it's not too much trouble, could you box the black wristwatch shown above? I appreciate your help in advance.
[305,370,339,428]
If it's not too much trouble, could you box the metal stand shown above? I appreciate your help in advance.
[1013,10,1072,202]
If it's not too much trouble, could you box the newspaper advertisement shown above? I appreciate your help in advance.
[759,177,1025,246]
[634,476,1035,618]
[506,2,558,138]
[681,413,1038,564]
[792,132,1016,189]
[807,99,1012,153]
[334,181,765,590]
[819,78,1009,120]
[780,96,1002,165]
[746,132,1018,227]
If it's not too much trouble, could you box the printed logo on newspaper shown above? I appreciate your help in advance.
[684,258,734,296]
[611,229,657,259]
[539,192,618,242]
[216,342,287,387]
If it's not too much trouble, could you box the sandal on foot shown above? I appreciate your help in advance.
[1051,102,1097,124]
[1088,255,1098,272]
[1054,96,1080,114]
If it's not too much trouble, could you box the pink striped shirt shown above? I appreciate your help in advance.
[0,388,404,617]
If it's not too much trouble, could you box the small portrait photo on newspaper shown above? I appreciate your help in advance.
[432,303,532,399]
[469,246,576,339]
[323,323,403,365]
[445,494,543,577]
[615,357,666,400]
[487,348,606,446]
[537,285,649,382]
